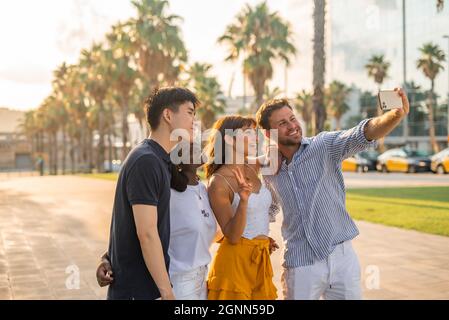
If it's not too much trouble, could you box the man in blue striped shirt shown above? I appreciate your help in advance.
[257,88,410,300]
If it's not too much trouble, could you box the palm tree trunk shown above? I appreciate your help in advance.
[310,110,316,136]
[336,117,341,131]
[39,131,44,153]
[30,134,35,157]
[69,136,75,174]
[114,138,119,163]
[81,121,87,173]
[138,118,144,136]
[61,126,66,175]
[108,126,113,172]
[48,132,54,175]
[108,105,116,169]
[87,129,93,174]
[46,132,51,175]
[255,90,264,113]
[243,61,247,110]
[202,110,215,131]
[313,0,327,133]
[53,131,58,175]
[36,131,41,154]
[121,97,130,160]
[74,137,81,173]
[48,132,55,175]
[97,105,106,173]
[428,80,440,153]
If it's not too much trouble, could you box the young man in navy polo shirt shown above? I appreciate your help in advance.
[101,87,198,300]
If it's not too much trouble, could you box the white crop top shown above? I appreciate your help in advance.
[213,174,272,239]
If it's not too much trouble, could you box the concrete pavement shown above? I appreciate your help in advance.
[0,175,448,300]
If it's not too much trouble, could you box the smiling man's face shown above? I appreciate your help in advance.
[267,106,303,146]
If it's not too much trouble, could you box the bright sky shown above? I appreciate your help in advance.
[0,0,317,111]
[1,1,447,111]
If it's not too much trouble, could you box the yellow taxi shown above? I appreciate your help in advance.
[376,148,431,173]
[342,154,370,173]
[431,148,449,174]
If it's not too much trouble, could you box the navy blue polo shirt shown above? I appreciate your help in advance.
[107,139,171,300]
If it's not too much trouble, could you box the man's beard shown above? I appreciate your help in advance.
[279,137,301,147]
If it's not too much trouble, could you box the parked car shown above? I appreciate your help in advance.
[342,154,370,173]
[358,150,379,171]
[431,148,449,174]
[376,148,431,173]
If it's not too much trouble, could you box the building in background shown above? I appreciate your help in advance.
[224,95,255,116]
[329,0,449,152]
[0,108,33,170]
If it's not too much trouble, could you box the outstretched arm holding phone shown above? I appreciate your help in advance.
[364,88,410,141]
[325,88,410,162]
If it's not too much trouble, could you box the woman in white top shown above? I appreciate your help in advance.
[204,116,279,300]
[95,143,217,300]
[169,143,217,300]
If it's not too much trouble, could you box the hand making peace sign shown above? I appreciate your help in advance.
[231,167,253,202]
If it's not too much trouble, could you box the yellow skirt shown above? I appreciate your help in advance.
[207,237,278,300]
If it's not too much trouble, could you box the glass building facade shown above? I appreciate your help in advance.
[329,0,449,151]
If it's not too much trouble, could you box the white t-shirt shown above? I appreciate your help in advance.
[169,182,217,275]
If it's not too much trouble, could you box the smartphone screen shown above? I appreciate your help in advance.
[378,90,403,111]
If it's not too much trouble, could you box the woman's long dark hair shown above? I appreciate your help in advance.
[204,115,256,179]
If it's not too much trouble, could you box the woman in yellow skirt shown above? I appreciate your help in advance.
[204,116,279,300]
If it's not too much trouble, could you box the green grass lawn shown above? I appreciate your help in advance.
[346,186,449,237]
[78,172,449,237]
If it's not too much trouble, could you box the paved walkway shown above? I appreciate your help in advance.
[0,176,448,300]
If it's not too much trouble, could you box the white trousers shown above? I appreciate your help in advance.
[282,241,362,300]
[171,265,208,300]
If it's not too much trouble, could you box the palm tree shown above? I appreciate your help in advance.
[54,98,69,175]
[365,54,391,152]
[40,96,60,175]
[218,2,296,110]
[65,64,91,173]
[107,22,138,160]
[80,44,112,172]
[313,0,326,133]
[127,0,187,140]
[417,42,446,153]
[52,63,72,175]
[104,100,118,171]
[188,62,226,130]
[263,85,282,101]
[129,0,187,90]
[66,110,82,174]
[34,106,48,174]
[365,54,391,94]
[294,90,315,136]
[84,100,98,173]
[325,81,351,131]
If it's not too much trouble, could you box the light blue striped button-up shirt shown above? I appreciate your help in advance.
[264,119,377,268]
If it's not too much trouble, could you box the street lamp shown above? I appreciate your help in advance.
[444,35,449,146]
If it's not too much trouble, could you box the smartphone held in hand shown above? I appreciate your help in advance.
[378,90,404,111]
